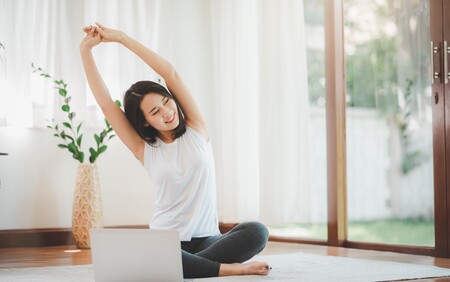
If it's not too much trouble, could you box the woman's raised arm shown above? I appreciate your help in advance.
[80,26,145,163]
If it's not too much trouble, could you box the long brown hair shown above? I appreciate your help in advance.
[123,81,186,145]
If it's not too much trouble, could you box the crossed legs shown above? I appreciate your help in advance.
[181,221,270,278]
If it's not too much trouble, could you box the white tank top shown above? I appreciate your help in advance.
[143,126,220,241]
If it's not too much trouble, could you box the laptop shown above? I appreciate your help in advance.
[90,228,184,282]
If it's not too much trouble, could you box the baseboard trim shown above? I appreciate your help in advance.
[0,228,75,248]
[0,223,238,248]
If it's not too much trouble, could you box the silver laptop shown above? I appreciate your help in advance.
[90,228,184,282]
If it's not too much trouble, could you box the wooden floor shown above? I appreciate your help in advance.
[1,241,450,281]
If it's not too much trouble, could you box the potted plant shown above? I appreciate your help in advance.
[32,64,120,249]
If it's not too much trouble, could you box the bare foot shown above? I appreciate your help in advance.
[219,261,271,276]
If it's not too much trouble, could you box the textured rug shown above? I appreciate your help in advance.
[1,252,450,282]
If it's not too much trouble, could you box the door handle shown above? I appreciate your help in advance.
[431,41,440,83]
[445,41,449,84]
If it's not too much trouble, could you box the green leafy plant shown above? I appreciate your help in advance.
[32,63,120,163]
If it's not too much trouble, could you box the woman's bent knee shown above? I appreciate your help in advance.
[239,221,269,251]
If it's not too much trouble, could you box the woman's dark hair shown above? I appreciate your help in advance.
[123,80,186,145]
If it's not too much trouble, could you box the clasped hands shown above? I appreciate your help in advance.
[81,22,124,49]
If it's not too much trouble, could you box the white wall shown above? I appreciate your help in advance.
[0,126,155,229]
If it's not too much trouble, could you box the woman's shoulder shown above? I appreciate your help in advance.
[185,121,209,142]
[185,125,209,143]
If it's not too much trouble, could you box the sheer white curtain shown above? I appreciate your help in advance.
[258,1,311,225]
[0,0,69,127]
[211,0,311,225]
[0,0,160,128]
[82,0,160,127]
[211,0,261,222]
[0,0,6,126]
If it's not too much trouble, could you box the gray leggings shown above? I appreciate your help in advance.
[181,221,269,279]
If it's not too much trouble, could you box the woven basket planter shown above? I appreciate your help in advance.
[72,163,103,249]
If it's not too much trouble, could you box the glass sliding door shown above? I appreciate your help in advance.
[344,0,434,246]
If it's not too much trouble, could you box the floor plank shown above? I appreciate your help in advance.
[1,241,450,281]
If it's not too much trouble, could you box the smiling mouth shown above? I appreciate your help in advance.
[166,115,176,124]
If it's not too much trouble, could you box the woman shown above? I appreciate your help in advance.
[79,23,271,279]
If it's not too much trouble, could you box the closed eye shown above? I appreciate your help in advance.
[149,97,169,115]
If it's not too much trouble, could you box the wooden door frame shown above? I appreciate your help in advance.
[324,0,347,247]
[428,0,447,258]
[442,0,450,259]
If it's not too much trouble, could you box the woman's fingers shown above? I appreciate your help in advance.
[83,28,98,38]
[82,23,109,42]
[95,22,106,30]
[96,28,106,38]
[82,25,95,34]
[95,27,113,42]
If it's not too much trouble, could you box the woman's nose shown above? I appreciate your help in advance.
[161,107,171,118]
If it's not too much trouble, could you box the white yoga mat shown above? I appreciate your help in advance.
[1,252,450,282]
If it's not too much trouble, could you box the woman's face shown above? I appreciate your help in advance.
[140,93,180,132]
